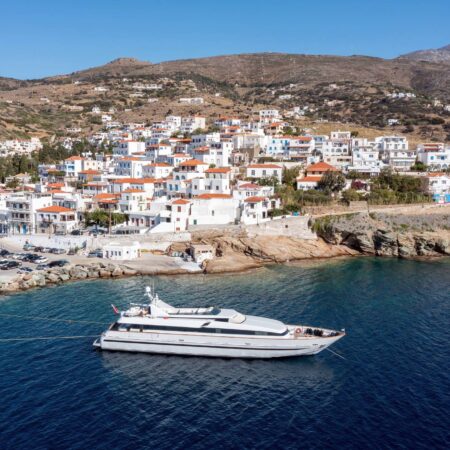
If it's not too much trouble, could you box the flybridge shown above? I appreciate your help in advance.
[121,287,247,323]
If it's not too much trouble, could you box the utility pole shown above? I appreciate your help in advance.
[108,206,112,236]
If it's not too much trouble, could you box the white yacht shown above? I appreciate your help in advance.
[93,287,345,358]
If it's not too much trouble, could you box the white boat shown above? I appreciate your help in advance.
[93,287,345,359]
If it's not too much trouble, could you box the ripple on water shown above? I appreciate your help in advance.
[0,258,449,450]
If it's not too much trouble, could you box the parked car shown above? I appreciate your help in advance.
[33,246,44,253]
[1,261,22,270]
[34,256,48,264]
[23,243,35,251]
[71,229,85,236]
[41,247,52,253]
[22,253,40,262]
[10,253,23,260]
[48,259,70,268]
[36,264,50,271]
[50,248,66,254]
[18,267,33,274]
[88,249,103,258]
[67,248,78,255]
[0,249,10,257]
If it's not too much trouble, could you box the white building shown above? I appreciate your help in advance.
[35,205,78,234]
[422,173,450,197]
[259,109,280,124]
[180,116,206,134]
[103,241,141,260]
[6,193,53,234]
[246,164,283,183]
[417,143,450,170]
[113,140,146,157]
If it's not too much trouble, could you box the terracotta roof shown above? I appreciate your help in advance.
[37,205,74,213]
[65,156,84,161]
[306,162,339,172]
[94,193,120,200]
[426,172,447,177]
[48,183,64,188]
[144,163,171,167]
[123,188,144,193]
[239,183,261,189]
[206,167,231,174]
[172,199,191,205]
[195,193,232,200]
[248,164,282,169]
[181,159,208,167]
[79,170,101,175]
[244,196,267,203]
[297,176,322,182]
[120,157,143,161]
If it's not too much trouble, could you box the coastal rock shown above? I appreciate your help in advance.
[435,238,450,255]
[99,269,111,278]
[111,267,123,277]
[397,235,416,258]
[121,267,138,276]
[46,272,61,283]
[32,273,46,287]
[59,273,70,281]
[70,267,88,279]
[373,230,398,257]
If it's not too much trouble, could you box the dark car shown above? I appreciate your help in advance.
[71,229,84,236]
[1,261,22,270]
[36,264,50,271]
[48,259,70,268]
[0,249,11,257]
[50,248,66,254]
[33,246,44,253]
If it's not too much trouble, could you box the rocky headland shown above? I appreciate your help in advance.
[1,209,449,295]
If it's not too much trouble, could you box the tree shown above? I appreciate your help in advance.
[317,171,346,193]
[341,189,362,203]
[410,161,427,172]
[282,166,301,187]
[257,176,279,187]
[6,178,20,189]
[84,210,127,229]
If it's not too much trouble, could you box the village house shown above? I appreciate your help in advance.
[246,164,283,183]
[296,162,339,190]
[35,205,78,234]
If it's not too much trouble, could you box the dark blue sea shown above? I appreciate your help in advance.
[0,258,449,450]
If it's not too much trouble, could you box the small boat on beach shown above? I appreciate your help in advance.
[93,287,345,358]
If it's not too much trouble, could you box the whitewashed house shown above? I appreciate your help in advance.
[103,241,141,260]
[246,164,283,183]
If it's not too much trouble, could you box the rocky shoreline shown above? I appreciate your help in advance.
[1,210,449,295]
[0,262,194,294]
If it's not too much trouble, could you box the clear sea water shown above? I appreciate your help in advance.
[0,258,449,450]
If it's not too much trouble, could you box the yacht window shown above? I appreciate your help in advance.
[137,324,289,336]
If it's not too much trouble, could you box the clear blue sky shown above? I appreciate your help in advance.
[2,0,449,79]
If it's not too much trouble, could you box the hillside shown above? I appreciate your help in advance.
[0,51,449,141]
[398,44,450,64]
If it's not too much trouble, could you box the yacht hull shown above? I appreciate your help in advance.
[96,331,344,359]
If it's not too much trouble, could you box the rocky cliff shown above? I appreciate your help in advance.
[310,211,450,258]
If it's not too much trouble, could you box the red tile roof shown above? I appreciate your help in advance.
[181,159,208,167]
[205,167,231,174]
[37,205,74,213]
[248,164,282,169]
[306,162,339,172]
[244,196,266,203]
[195,194,232,200]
